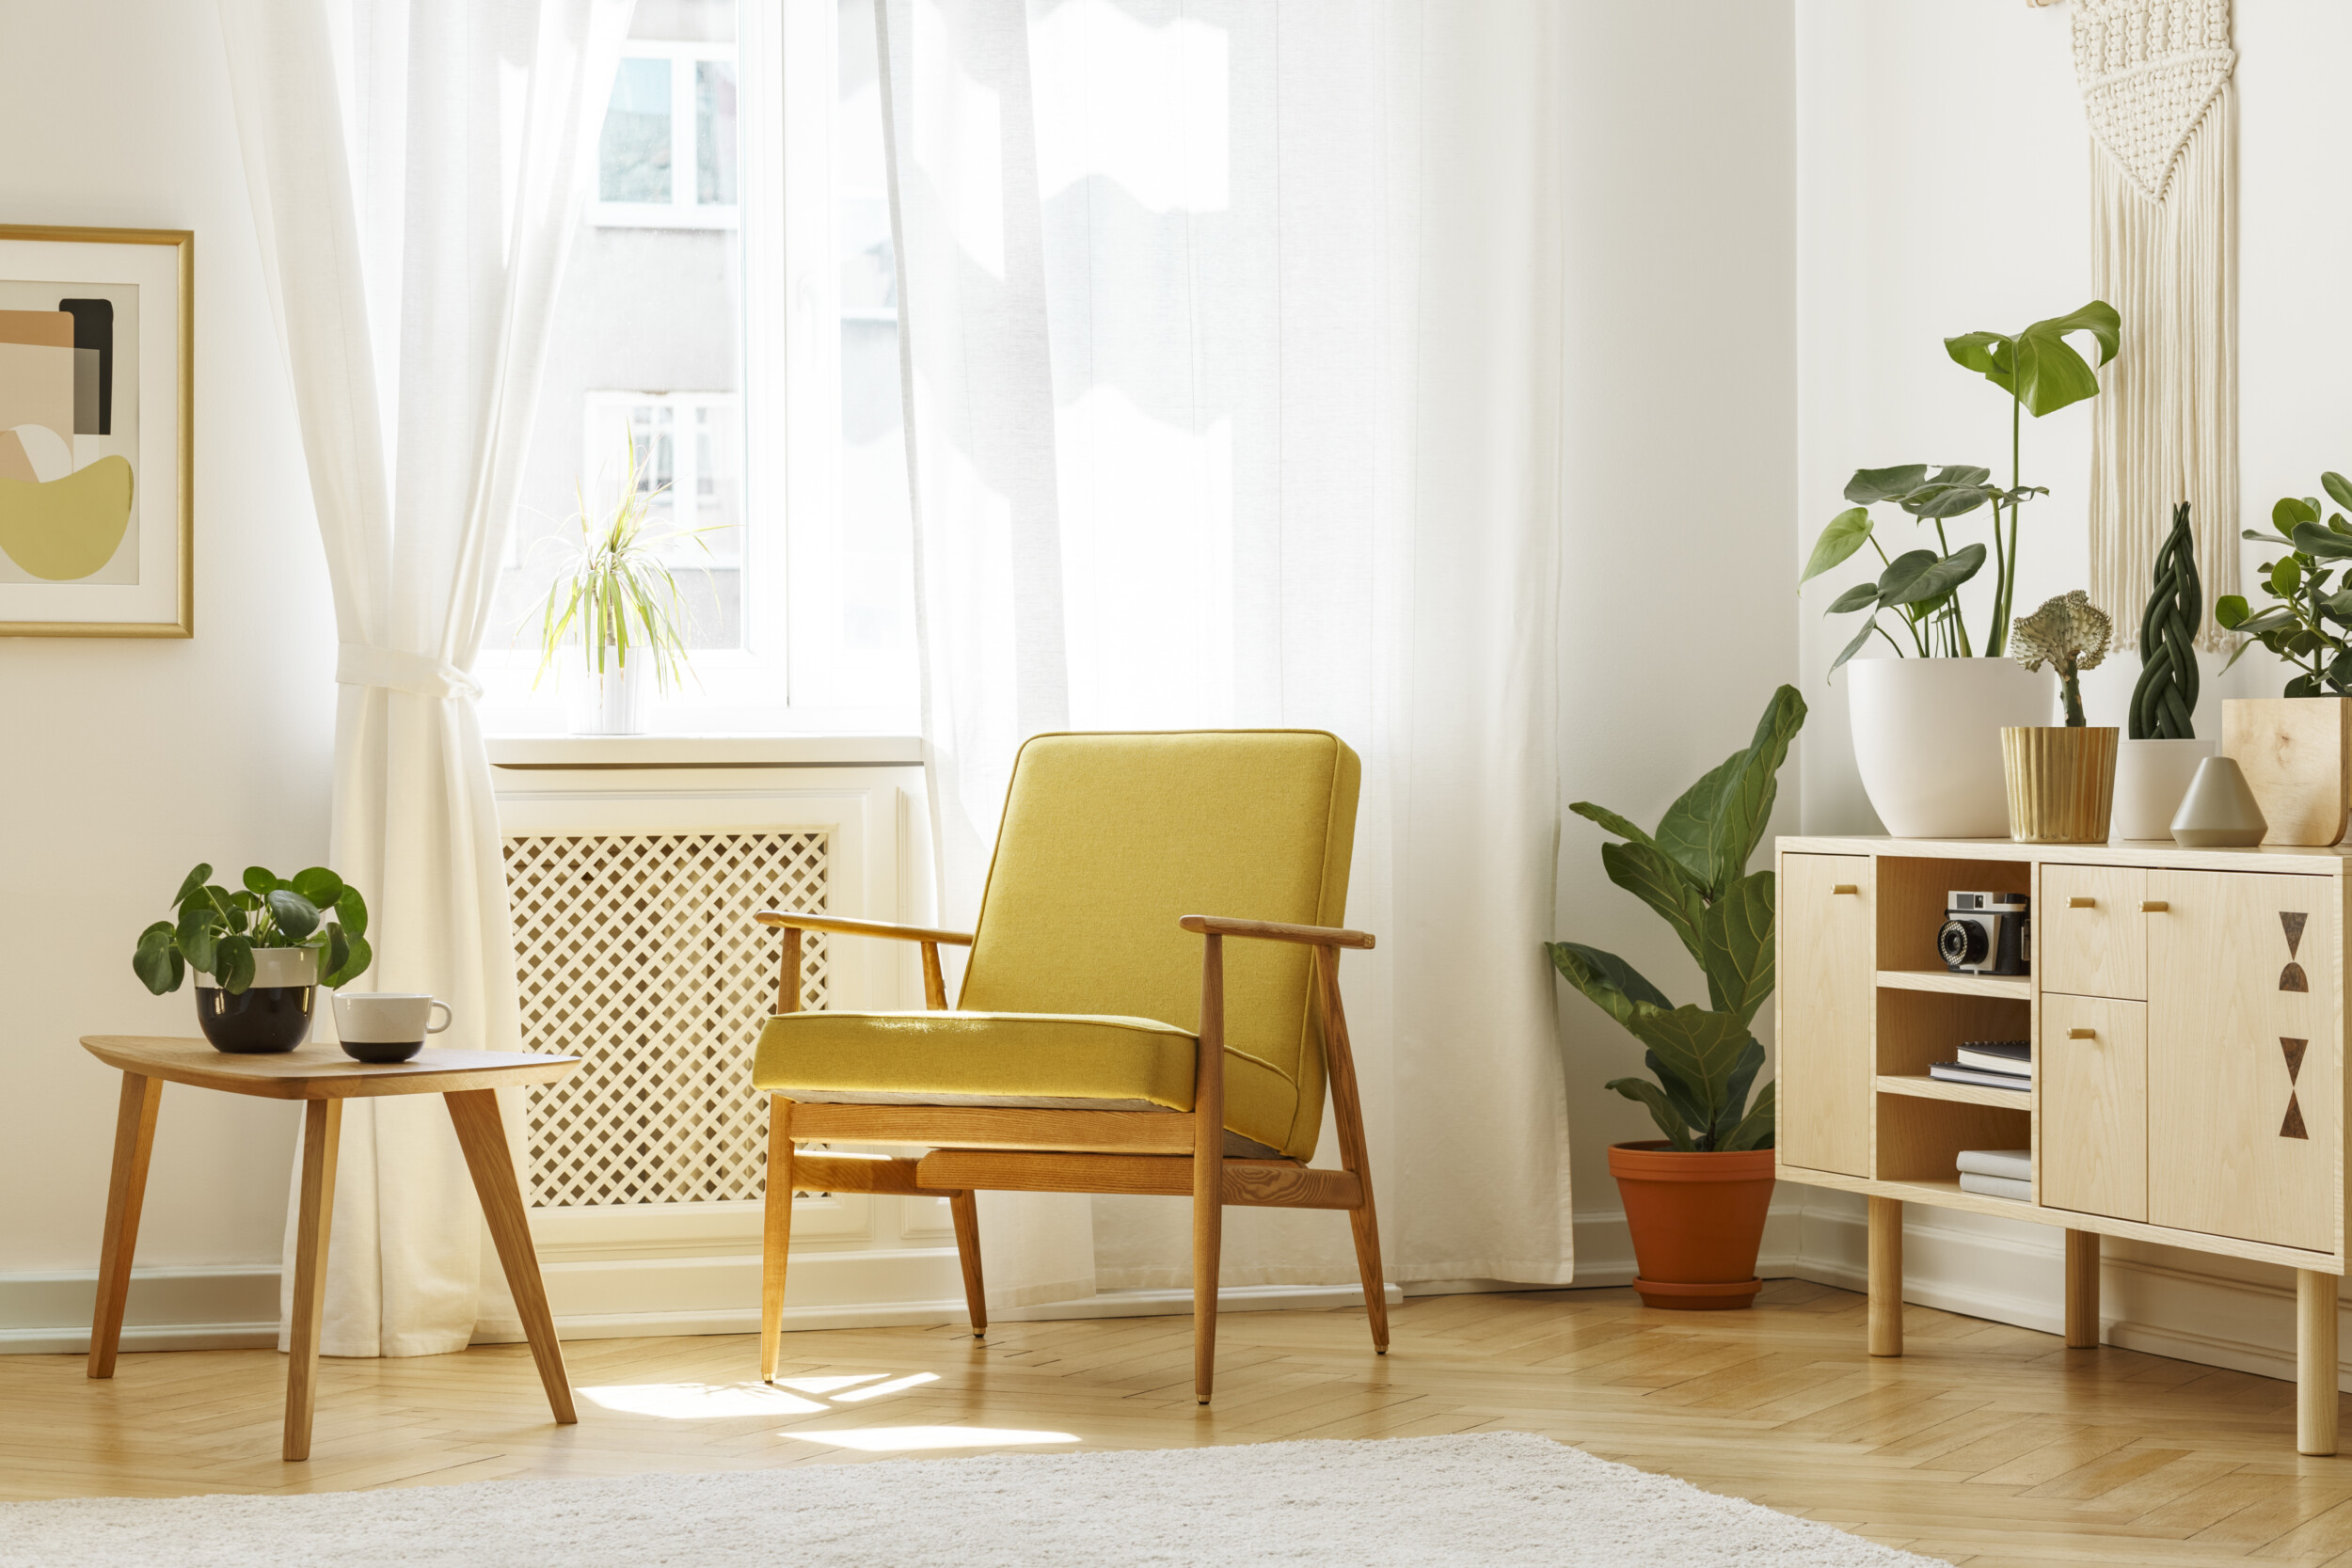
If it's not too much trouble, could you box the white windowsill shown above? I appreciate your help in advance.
[485,734,923,769]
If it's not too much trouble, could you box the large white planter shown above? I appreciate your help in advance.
[1846,657,2055,838]
[2110,736,2217,841]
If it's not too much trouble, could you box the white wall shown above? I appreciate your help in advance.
[1551,0,1799,1212]
[0,0,332,1340]
[1792,1,2352,1386]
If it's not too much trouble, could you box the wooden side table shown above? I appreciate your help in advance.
[81,1036,584,1461]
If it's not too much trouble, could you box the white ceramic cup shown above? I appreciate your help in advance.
[332,992,453,1063]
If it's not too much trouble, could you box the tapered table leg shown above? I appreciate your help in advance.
[88,1072,163,1380]
[2065,1230,2101,1349]
[445,1089,576,1426]
[1867,1196,1903,1358]
[2299,1269,2339,1456]
[284,1098,342,1461]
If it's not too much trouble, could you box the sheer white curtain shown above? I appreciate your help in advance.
[881,0,1571,1303]
[217,0,628,1355]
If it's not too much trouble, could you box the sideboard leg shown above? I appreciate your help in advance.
[1867,1196,1903,1357]
[2064,1229,2100,1349]
[2298,1269,2340,1456]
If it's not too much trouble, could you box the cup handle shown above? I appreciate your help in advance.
[425,1001,454,1035]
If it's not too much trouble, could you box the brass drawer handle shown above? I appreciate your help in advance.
[2141,899,2168,912]
[1831,884,1858,895]
[2068,1027,2097,1039]
[2069,896,2096,909]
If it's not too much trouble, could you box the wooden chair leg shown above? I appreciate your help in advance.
[87,1071,163,1380]
[284,1098,342,1462]
[1349,1206,1390,1354]
[761,1095,794,1382]
[949,1189,987,1338]
[445,1089,577,1427]
[1314,947,1388,1355]
[1194,934,1226,1406]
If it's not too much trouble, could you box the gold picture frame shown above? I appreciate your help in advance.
[0,224,192,637]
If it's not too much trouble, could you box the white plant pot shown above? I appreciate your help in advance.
[1846,657,2056,838]
[568,656,649,736]
[2109,736,2217,841]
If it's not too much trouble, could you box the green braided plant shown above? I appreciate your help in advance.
[2129,502,2201,740]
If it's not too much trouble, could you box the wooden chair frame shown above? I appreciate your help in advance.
[754,909,1387,1404]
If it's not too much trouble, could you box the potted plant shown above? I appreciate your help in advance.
[131,864,372,1053]
[2114,502,2214,839]
[532,434,713,736]
[1803,302,2118,836]
[1547,685,1803,1310]
[2002,591,2117,843]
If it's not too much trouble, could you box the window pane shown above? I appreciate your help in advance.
[697,61,739,206]
[600,57,673,203]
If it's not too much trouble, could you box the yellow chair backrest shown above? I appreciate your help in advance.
[958,730,1361,1161]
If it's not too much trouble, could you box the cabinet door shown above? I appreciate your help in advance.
[2042,865,2147,1000]
[2041,994,2147,1222]
[1778,853,1874,1178]
[2147,870,2338,1252]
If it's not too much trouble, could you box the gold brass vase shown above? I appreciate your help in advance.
[2002,725,2119,844]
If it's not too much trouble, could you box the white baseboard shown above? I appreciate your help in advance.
[0,1266,281,1355]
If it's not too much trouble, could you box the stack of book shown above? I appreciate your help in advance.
[1955,1148,2031,1201]
[1928,1038,2031,1093]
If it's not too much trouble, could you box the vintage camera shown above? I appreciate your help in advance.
[1937,891,2030,976]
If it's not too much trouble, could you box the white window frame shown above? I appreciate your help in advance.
[594,40,742,230]
[580,390,746,569]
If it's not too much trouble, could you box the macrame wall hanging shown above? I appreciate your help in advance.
[2069,0,2237,649]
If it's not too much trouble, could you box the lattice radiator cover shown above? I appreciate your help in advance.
[505,830,828,1207]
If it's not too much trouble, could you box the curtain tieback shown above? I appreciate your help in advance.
[336,642,484,702]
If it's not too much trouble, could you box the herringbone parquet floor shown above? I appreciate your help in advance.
[8,1279,2352,1566]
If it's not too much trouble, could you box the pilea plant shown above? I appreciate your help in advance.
[1546,685,1805,1152]
[1805,301,2121,673]
[2218,474,2352,698]
[133,864,372,995]
[2129,502,2201,739]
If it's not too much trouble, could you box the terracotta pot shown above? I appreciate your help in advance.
[1608,1140,1776,1310]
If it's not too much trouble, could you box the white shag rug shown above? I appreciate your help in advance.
[0,1432,1943,1567]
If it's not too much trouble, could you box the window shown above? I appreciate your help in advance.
[484,0,917,735]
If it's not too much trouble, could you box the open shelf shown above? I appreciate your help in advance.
[1875,1072,2031,1109]
[1865,1177,2037,1219]
[1878,968,2031,1001]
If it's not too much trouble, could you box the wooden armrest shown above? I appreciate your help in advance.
[1179,914,1375,950]
[755,911,974,946]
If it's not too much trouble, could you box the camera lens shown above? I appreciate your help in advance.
[1937,918,1987,967]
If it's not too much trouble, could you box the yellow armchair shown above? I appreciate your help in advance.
[751,729,1384,1404]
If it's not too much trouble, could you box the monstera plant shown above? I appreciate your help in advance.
[1546,685,1804,1310]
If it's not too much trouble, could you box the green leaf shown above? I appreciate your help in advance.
[1717,1079,1776,1151]
[2273,557,2304,597]
[1693,686,1807,900]
[1882,544,1986,608]
[1547,941,1675,1028]
[175,906,219,975]
[242,866,278,896]
[1567,800,1660,851]
[1802,507,1875,584]
[1824,582,1879,614]
[323,925,352,989]
[2277,496,2321,531]
[1900,483,1993,521]
[1604,1076,1697,1149]
[1622,1006,1757,1132]
[214,934,255,995]
[334,886,369,941]
[1843,465,1928,506]
[265,888,322,942]
[326,933,373,990]
[291,866,344,907]
[1927,465,1992,487]
[1655,752,1742,889]
[1598,841,1708,968]
[171,863,212,908]
[1944,301,2120,418]
[1699,871,1776,1026]
[1827,614,1883,676]
[1644,1049,1713,1137]
[133,922,182,995]
[1711,1037,1767,1147]
[2214,594,2249,629]
[1874,548,1940,603]
[2293,521,2352,561]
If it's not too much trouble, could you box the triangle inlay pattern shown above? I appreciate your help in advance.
[2282,1095,2310,1140]
[2283,1037,2309,1084]
[2282,911,2308,957]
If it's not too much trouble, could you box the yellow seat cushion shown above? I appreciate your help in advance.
[755,1009,1204,1110]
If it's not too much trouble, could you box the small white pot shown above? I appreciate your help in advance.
[568,654,649,736]
[1847,657,2056,838]
[2109,736,2217,841]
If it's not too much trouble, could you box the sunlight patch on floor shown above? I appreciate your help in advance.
[828,1372,940,1402]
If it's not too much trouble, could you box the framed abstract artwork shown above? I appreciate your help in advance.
[0,225,191,637]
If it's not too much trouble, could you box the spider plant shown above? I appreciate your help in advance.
[531,432,718,692]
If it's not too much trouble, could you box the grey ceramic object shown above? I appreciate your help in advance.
[2169,755,2269,847]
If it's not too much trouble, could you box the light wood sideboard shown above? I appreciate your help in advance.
[1774,835,2350,1454]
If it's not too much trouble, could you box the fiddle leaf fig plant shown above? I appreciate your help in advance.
[1546,685,1806,1152]
[132,863,372,996]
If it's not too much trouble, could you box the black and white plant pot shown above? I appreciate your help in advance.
[195,945,319,1054]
